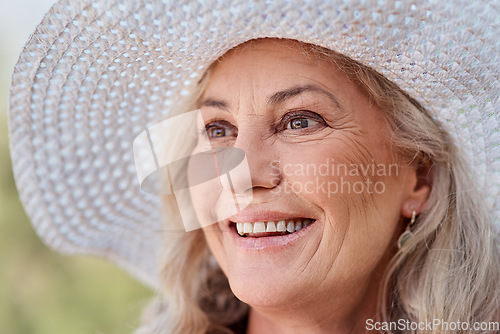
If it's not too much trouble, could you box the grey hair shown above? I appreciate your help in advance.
[134,39,500,334]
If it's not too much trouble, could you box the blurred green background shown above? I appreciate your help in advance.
[0,0,153,333]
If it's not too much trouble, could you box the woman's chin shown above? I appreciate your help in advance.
[227,271,304,309]
[208,218,328,308]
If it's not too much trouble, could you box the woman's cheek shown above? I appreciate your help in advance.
[276,138,387,215]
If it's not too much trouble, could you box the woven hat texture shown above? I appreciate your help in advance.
[8,0,499,287]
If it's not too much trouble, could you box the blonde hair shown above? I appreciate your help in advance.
[135,39,500,334]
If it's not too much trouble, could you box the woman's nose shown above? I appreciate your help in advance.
[227,129,281,192]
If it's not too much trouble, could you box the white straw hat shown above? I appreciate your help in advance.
[8,0,499,288]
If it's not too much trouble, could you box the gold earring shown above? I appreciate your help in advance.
[398,210,416,249]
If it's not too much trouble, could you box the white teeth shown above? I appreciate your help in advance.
[235,219,313,236]
[236,223,243,235]
[286,220,295,233]
[266,221,277,232]
[243,222,253,233]
[253,222,266,233]
[295,221,302,231]
[276,220,287,232]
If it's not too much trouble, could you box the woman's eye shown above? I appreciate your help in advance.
[204,121,237,140]
[208,127,226,137]
[284,112,325,131]
[288,117,314,129]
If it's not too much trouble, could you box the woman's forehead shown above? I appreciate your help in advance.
[213,39,330,71]
[201,39,355,112]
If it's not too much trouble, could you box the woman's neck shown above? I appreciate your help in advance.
[245,282,380,334]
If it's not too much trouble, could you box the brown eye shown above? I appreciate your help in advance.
[205,121,237,140]
[209,127,226,137]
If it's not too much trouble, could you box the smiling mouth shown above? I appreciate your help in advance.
[232,219,315,237]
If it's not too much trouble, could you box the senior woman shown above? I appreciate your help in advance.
[8,0,500,333]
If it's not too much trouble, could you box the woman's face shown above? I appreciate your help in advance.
[192,39,420,321]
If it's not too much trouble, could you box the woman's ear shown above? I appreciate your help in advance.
[401,159,433,218]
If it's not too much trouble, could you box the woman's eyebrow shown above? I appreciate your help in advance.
[268,84,345,112]
[199,84,345,112]
[199,98,230,111]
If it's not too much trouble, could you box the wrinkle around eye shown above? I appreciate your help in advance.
[321,109,355,129]
[278,127,336,143]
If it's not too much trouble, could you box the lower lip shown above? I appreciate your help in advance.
[227,220,318,250]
